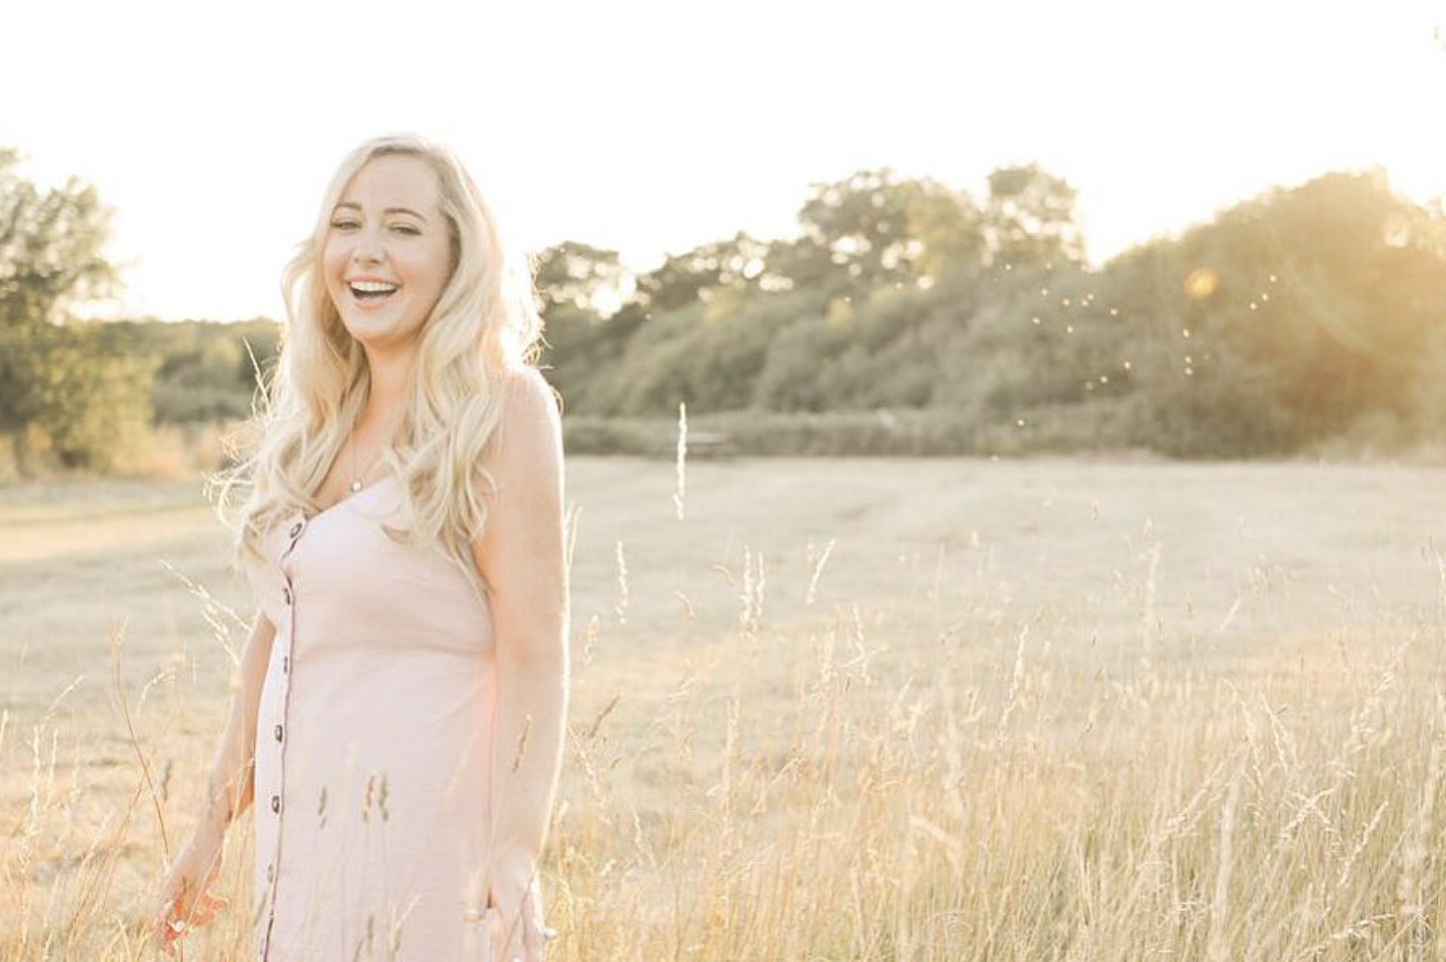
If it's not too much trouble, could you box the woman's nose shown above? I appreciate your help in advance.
[352,235,385,265]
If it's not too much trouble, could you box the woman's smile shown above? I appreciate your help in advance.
[322,153,452,348]
[344,275,402,309]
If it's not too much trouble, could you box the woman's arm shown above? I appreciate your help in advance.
[195,608,277,839]
[151,607,277,954]
[471,368,570,928]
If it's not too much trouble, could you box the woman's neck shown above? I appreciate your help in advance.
[358,342,413,441]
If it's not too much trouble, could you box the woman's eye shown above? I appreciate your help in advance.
[391,224,421,236]
[330,219,360,230]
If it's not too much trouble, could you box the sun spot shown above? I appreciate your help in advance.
[1184,268,1219,300]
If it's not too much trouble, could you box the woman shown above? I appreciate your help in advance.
[148,134,569,962]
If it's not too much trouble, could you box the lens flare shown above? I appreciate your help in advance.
[1184,268,1219,300]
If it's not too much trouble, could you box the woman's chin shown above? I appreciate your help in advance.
[338,313,423,353]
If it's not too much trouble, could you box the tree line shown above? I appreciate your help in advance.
[3,147,1444,472]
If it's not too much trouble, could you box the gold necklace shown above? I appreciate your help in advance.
[347,435,382,493]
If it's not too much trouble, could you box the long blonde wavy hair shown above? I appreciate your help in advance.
[211,133,546,602]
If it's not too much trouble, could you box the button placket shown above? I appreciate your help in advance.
[260,512,307,962]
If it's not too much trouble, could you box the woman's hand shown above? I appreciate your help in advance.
[486,861,556,962]
[148,827,230,957]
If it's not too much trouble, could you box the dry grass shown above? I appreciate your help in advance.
[3,455,1446,959]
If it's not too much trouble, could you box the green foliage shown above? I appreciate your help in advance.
[135,318,280,422]
[533,242,629,315]
[1179,171,1445,437]
[540,301,645,413]
[750,299,854,413]
[0,150,157,472]
[38,328,156,469]
[13,143,1446,469]
[789,168,984,289]
[0,149,116,330]
[983,163,1087,268]
[0,323,157,470]
[632,232,783,313]
[595,301,710,415]
[535,163,1446,458]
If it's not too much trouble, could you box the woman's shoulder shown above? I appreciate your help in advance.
[499,364,561,416]
[482,365,563,477]
[492,365,562,443]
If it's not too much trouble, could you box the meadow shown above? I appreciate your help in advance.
[3,455,1446,960]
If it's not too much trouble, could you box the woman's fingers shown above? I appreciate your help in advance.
[151,886,229,954]
[151,897,182,948]
[178,892,227,928]
[190,890,229,920]
[154,914,183,957]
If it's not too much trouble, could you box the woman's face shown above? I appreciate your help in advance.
[323,153,452,352]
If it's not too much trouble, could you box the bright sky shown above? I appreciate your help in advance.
[2,0,1442,322]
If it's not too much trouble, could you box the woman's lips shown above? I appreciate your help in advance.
[347,284,399,310]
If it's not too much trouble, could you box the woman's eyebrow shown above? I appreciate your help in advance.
[332,201,429,222]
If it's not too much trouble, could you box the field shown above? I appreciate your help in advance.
[3,455,1446,960]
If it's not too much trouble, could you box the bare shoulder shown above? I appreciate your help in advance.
[483,366,564,493]
[502,366,562,428]
[471,367,566,580]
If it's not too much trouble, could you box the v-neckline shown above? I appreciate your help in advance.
[308,474,398,523]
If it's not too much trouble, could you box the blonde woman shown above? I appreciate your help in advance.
[148,135,569,962]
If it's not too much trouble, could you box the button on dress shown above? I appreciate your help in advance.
[241,476,499,961]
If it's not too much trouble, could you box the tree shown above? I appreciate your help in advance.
[0,148,115,331]
[633,232,782,313]
[786,168,985,290]
[0,148,153,471]
[533,241,630,317]
[1156,168,1446,440]
[983,163,1087,269]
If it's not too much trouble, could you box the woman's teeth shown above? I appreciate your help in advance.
[350,281,398,300]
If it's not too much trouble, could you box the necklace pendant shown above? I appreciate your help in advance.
[349,479,363,493]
